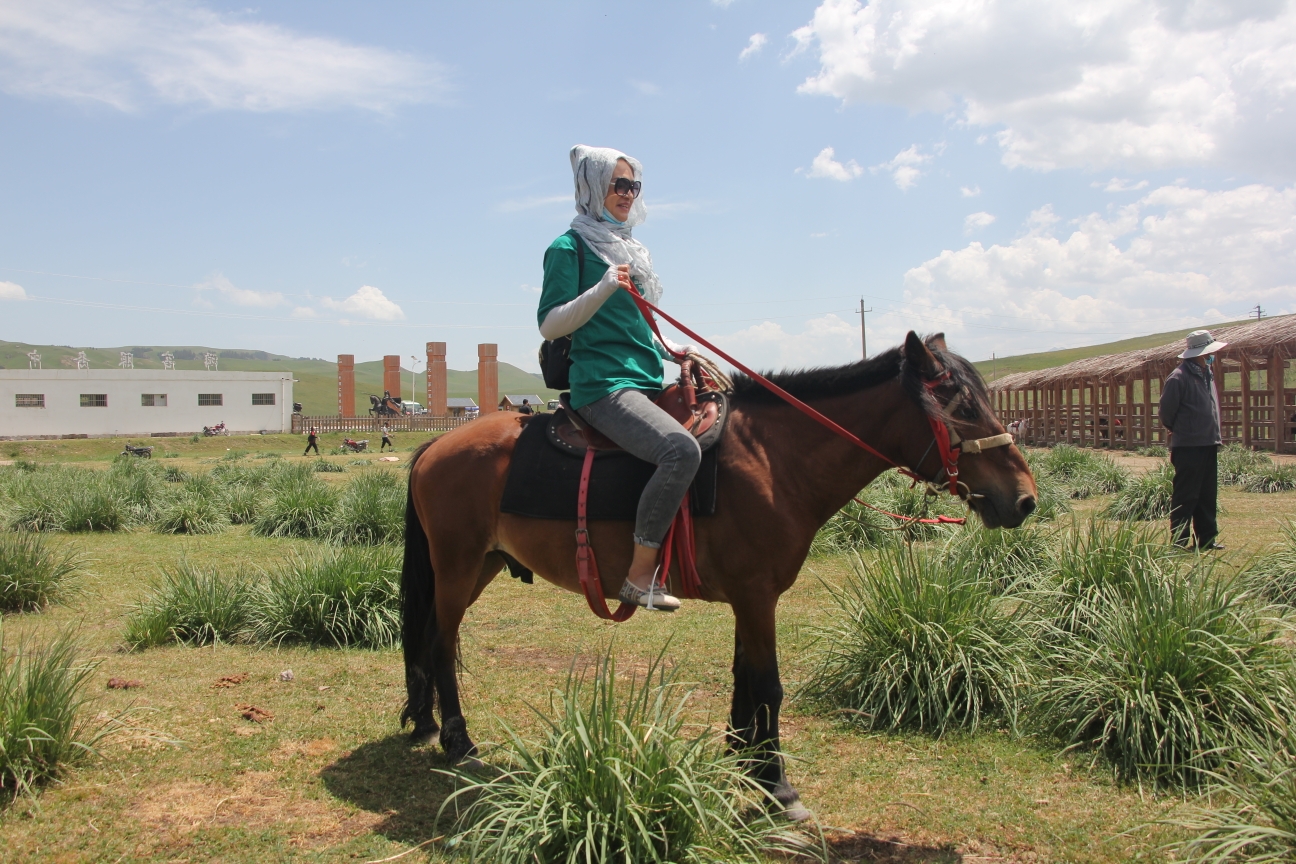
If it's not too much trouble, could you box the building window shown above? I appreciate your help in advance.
[252,393,275,406]
[80,394,108,407]
[141,394,168,407]
[15,394,45,408]
[198,393,223,407]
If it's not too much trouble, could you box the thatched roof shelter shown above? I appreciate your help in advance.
[988,315,1295,453]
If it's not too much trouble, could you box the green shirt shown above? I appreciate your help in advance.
[539,230,665,410]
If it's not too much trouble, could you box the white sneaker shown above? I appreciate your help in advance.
[618,579,681,612]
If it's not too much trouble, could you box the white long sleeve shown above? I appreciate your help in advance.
[539,266,621,340]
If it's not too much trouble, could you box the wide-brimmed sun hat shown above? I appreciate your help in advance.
[1179,329,1228,359]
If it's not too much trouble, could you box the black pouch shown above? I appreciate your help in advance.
[538,231,586,392]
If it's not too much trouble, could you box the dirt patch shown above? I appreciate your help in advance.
[826,829,1032,863]
[130,771,381,849]
[237,703,273,723]
[214,673,249,688]
[274,737,340,764]
[107,676,143,689]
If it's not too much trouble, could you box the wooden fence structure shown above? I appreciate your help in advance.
[291,414,476,435]
[990,316,1296,453]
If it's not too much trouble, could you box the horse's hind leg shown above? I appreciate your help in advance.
[432,553,501,763]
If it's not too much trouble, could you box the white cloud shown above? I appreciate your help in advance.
[290,306,317,318]
[321,285,405,321]
[898,183,1296,359]
[964,211,996,233]
[712,0,738,7]
[710,314,859,370]
[498,194,570,213]
[739,33,768,60]
[0,280,26,300]
[630,80,662,96]
[193,273,285,308]
[960,185,981,198]
[792,0,1296,175]
[803,146,863,181]
[0,0,446,113]
[520,284,541,294]
[1096,178,1151,193]
[871,144,931,190]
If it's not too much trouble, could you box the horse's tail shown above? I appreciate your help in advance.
[400,440,438,734]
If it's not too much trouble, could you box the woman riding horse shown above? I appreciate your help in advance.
[538,145,699,612]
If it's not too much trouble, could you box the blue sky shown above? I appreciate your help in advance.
[2,0,1293,373]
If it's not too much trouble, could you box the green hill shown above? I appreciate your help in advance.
[0,341,559,415]
[972,315,1283,382]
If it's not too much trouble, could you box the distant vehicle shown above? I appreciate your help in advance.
[202,422,229,436]
[402,401,426,415]
[341,438,369,453]
[547,400,561,411]
[121,443,153,458]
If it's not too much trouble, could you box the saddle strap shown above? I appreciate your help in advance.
[576,447,636,622]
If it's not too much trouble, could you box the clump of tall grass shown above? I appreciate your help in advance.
[123,560,252,648]
[0,621,104,801]
[224,484,262,525]
[106,458,166,522]
[440,649,819,864]
[1137,445,1168,457]
[252,473,336,539]
[799,546,1030,735]
[246,546,401,648]
[1243,523,1296,607]
[1038,518,1165,634]
[5,467,132,533]
[1029,473,1072,521]
[1166,719,1296,863]
[942,521,1052,592]
[1240,463,1296,494]
[153,475,229,535]
[1036,445,1131,499]
[1103,462,1174,521]
[329,470,404,546]
[1032,551,1295,788]
[1219,443,1272,485]
[161,465,188,483]
[810,472,966,553]
[311,459,344,473]
[0,533,80,612]
[809,497,895,555]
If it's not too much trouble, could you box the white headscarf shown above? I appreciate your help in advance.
[568,144,663,306]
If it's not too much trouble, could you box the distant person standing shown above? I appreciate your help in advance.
[1159,329,1227,550]
[518,399,534,416]
[380,423,394,451]
[304,427,320,456]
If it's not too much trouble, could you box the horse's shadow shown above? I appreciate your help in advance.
[320,734,458,845]
[826,832,964,863]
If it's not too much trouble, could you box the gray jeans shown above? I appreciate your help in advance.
[578,388,702,548]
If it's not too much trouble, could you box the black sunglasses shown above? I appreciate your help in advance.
[609,177,642,198]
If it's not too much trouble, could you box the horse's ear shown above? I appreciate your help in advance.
[927,333,948,352]
[904,330,940,377]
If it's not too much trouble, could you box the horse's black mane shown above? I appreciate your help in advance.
[728,338,994,430]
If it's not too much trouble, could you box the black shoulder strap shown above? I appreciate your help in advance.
[568,229,586,293]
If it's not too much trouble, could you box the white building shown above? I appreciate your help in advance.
[0,370,294,439]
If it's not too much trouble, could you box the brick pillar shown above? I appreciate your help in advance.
[478,343,498,415]
[337,354,355,417]
[426,342,447,416]
[383,355,402,402]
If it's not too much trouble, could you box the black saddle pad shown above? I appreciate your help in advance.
[500,413,718,521]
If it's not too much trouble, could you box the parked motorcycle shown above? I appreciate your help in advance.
[202,422,229,436]
[341,438,369,453]
[121,443,153,458]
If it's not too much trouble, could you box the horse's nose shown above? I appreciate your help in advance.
[1016,494,1037,519]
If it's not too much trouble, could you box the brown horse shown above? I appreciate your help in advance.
[400,332,1037,818]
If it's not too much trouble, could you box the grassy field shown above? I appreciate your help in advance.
[0,340,559,416]
[2,435,1295,862]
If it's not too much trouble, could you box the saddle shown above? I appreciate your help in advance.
[546,384,728,456]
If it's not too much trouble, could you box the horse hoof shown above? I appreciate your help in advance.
[440,715,478,764]
[773,789,812,823]
[409,721,438,745]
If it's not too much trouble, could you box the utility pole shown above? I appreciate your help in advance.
[857,298,873,359]
[1252,305,1265,321]
[409,355,421,407]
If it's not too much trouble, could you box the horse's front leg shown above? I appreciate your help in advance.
[729,598,810,822]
